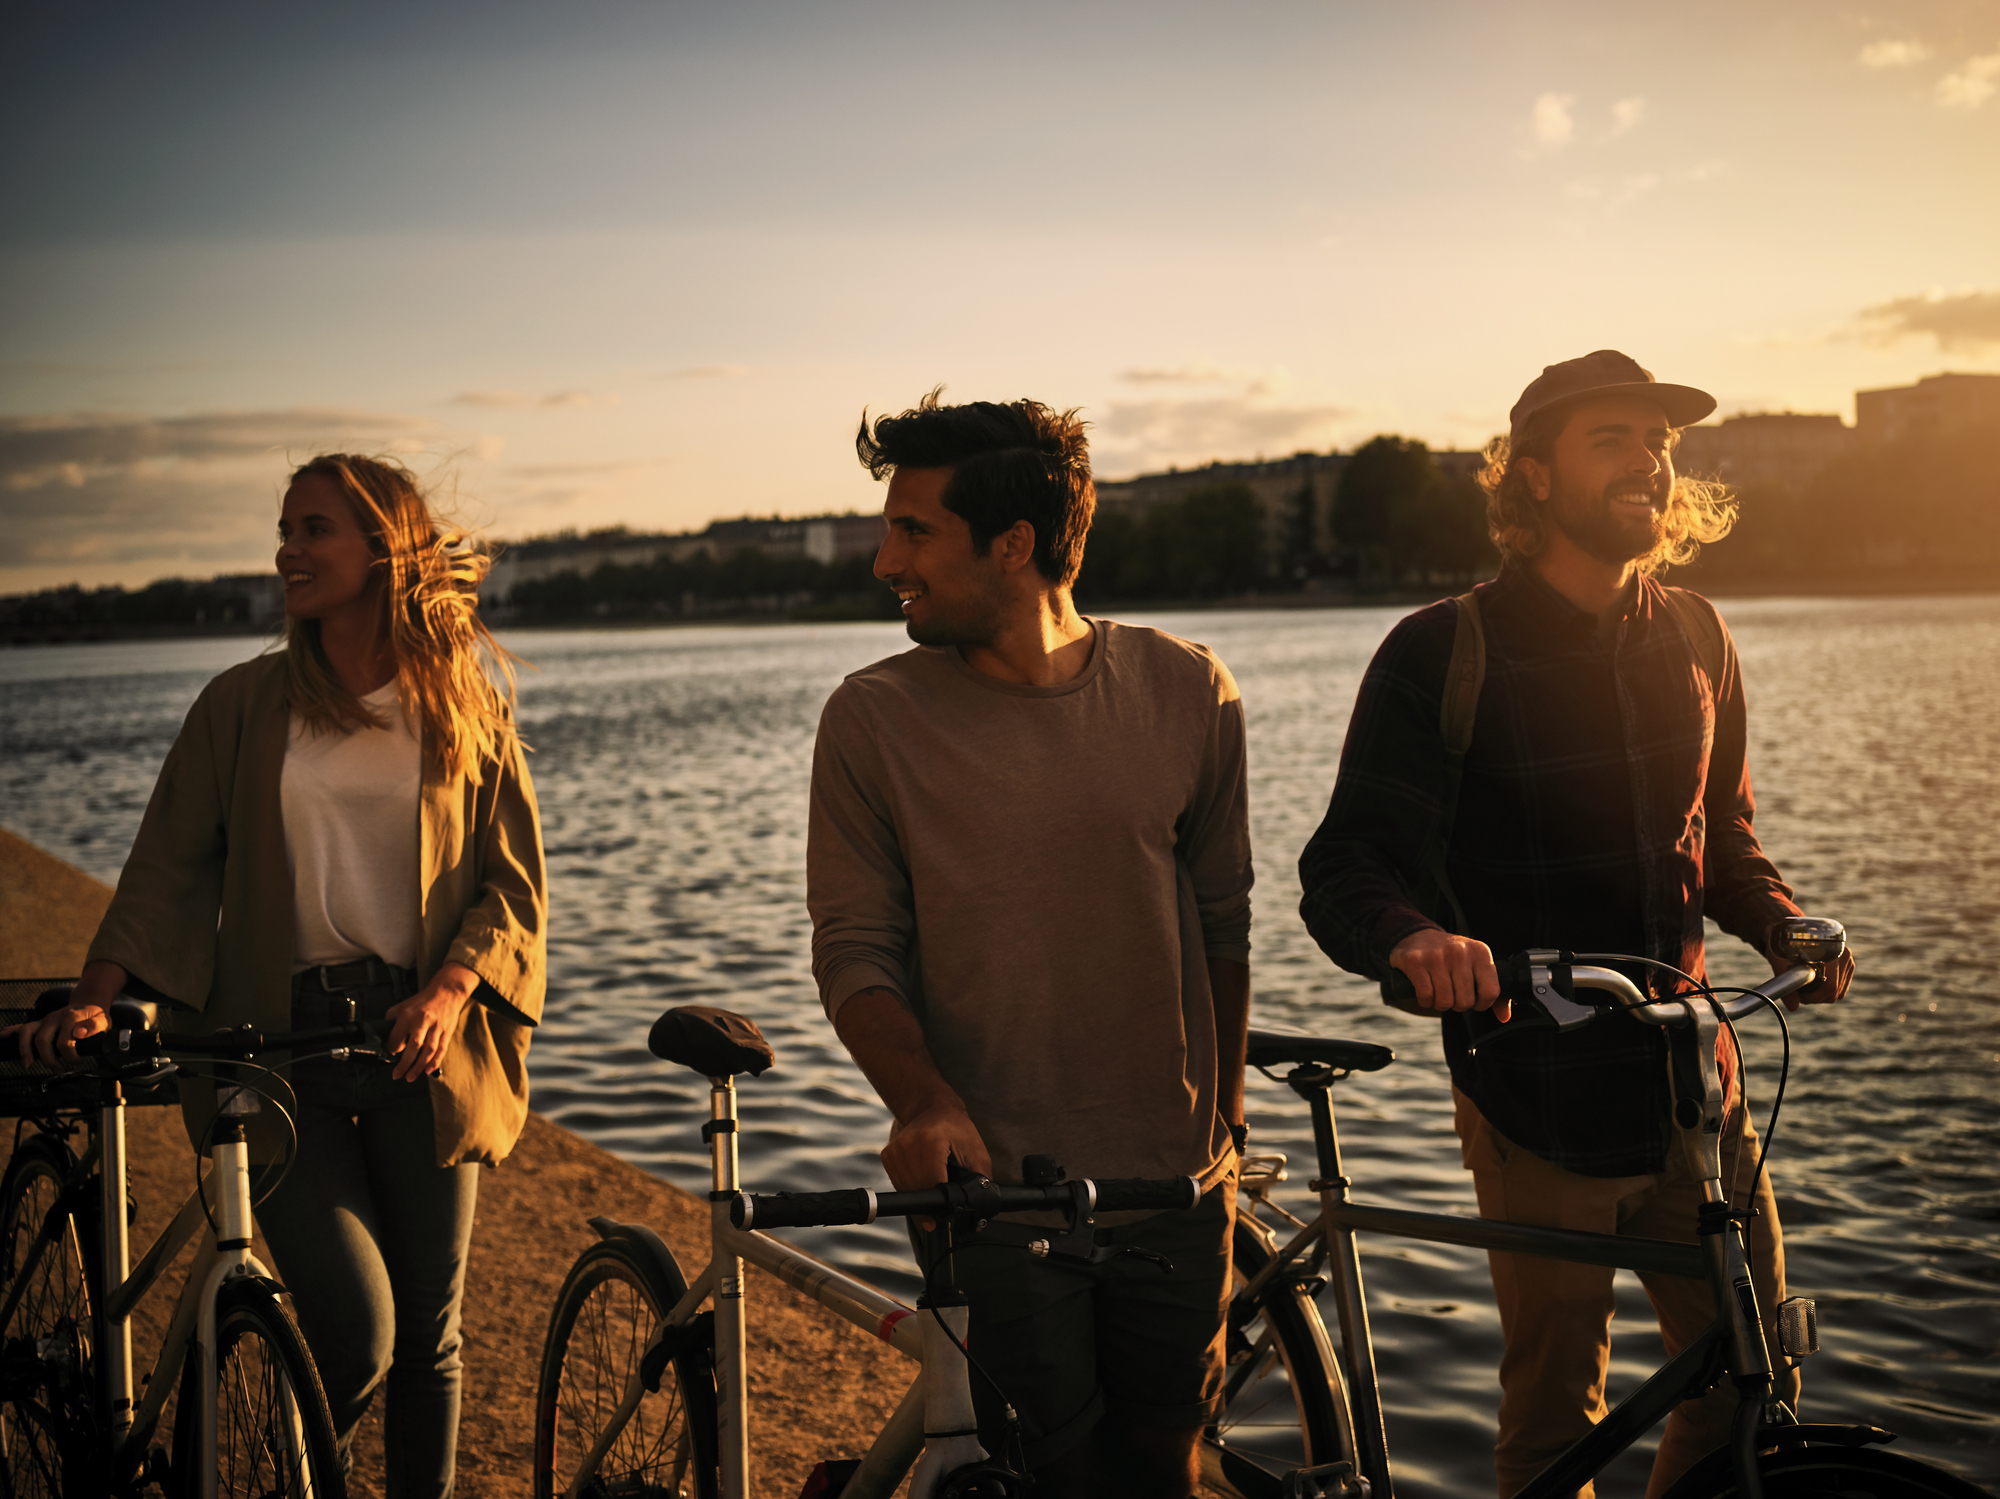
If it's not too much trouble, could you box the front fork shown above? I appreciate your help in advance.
[98,1085,135,1443]
[1667,997,1777,1499]
[191,1084,281,1499]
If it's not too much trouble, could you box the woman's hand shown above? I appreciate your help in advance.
[5,961,123,1071]
[383,962,481,1082]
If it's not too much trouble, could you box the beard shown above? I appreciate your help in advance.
[1550,478,1667,566]
[902,579,1008,649]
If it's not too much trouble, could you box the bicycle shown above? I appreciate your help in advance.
[0,977,374,1498]
[532,1003,1207,1499]
[1200,916,1994,1499]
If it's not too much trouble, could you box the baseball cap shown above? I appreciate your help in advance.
[1508,350,1716,446]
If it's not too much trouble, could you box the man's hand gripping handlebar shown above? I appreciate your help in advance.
[1379,916,1850,1031]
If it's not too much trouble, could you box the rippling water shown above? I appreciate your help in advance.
[4,596,1997,1493]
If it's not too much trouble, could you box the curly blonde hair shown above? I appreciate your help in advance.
[283,454,521,782]
[1478,407,1737,576]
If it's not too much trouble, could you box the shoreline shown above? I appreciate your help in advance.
[0,827,912,1498]
[4,573,1996,648]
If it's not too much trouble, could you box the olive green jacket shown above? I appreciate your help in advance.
[87,653,547,1167]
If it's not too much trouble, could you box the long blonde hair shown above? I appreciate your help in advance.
[283,454,521,782]
[1478,409,1738,576]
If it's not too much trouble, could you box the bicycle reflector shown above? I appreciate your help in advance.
[1778,1297,1820,1359]
[1770,916,1846,965]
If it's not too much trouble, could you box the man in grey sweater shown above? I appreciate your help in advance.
[807,391,1253,1498]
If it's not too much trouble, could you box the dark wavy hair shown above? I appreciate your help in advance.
[855,388,1095,586]
[1478,407,1737,576]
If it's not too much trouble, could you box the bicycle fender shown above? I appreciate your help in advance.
[585,1215,688,1291]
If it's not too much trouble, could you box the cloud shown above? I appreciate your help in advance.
[1092,391,1349,478]
[1858,39,1932,68]
[1609,97,1646,135]
[1936,50,2000,109]
[1116,362,1278,391]
[1529,91,1576,149]
[0,407,446,591]
[0,408,432,491]
[1854,289,2000,351]
[453,388,620,410]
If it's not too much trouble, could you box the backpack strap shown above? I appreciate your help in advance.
[1657,587,1725,690]
[1422,591,1487,935]
[1441,591,1487,754]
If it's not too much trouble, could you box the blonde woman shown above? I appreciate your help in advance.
[16,454,546,1499]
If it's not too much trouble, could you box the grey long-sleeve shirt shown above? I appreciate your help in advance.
[807,619,1253,1190]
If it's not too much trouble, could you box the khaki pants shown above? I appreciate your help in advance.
[1453,1088,1799,1499]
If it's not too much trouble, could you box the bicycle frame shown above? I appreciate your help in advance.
[1243,989,1792,1499]
[571,1072,984,1499]
[1,1077,311,1496]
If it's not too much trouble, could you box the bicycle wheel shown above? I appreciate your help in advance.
[0,1132,94,1499]
[534,1238,718,1499]
[1201,1217,1355,1499]
[1660,1442,1995,1498]
[173,1278,344,1499]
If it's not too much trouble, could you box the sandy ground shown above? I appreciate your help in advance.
[1,827,911,1497]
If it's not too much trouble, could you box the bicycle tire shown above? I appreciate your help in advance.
[1201,1217,1355,1499]
[534,1238,719,1499]
[1659,1442,1995,1498]
[0,1132,95,1499]
[172,1278,345,1499]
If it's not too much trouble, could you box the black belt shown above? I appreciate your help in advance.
[294,958,417,993]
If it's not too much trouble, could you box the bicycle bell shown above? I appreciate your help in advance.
[1770,916,1845,964]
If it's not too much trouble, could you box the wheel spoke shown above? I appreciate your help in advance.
[537,1244,714,1499]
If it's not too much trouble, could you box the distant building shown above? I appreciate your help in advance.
[1673,413,1855,492]
[1095,447,1484,574]
[1855,372,2000,447]
[483,512,883,605]
[1095,452,1348,571]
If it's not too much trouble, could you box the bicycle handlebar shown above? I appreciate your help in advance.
[732,1173,1201,1231]
[1381,928,1838,1034]
[75,1016,383,1064]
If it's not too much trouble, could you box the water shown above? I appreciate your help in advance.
[4,597,1998,1493]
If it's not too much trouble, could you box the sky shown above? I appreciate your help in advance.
[3,0,1997,593]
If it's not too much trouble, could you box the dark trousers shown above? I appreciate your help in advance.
[257,974,481,1499]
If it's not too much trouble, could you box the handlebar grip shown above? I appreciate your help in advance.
[1090,1177,1202,1212]
[1379,969,1424,1013]
[731,1188,877,1231]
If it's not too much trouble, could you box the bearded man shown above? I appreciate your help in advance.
[1297,351,1853,1498]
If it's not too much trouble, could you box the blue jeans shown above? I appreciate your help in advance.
[257,973,480,1499]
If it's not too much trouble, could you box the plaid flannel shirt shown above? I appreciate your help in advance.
[1298,558,1800,1176]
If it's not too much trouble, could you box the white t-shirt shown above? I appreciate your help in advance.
[282,680,424,971]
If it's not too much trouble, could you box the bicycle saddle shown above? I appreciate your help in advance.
[1245,1029,1394,1073]
[649,1006,776,1077]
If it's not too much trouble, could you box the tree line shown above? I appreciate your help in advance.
[0,577,275,642]
[1678,425,2000,587]
[36,423,1981,640]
